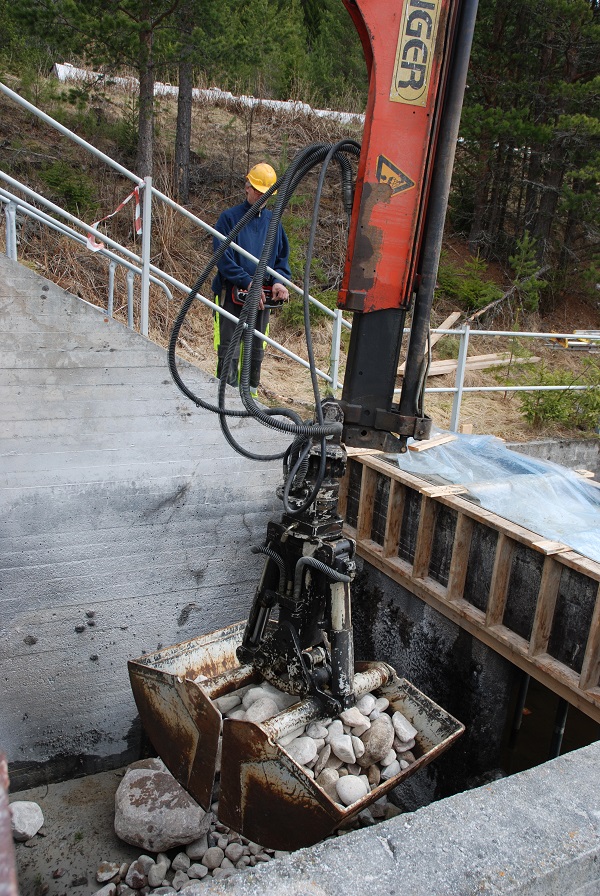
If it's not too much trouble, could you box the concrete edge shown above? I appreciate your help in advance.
[200,740,600,896]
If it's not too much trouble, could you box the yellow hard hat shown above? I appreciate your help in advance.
[246,163,277,193]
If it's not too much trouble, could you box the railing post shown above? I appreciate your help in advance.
[108,261,116,317]
[140,176,152,337]
[450,324,470,432]
[329,308,343,395]
[5,201,17,260]
[127,270,135,329]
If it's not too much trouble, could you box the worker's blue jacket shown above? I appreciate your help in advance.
[211,200,291,296]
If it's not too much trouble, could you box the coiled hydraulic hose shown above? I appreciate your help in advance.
[168,139,360,510]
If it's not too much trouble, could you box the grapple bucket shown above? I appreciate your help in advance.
[218,663,464,850]
[130,626,464,851]
[128,621,260,810]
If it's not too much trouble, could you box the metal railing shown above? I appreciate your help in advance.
[0,79,348,390]
[1,79,599,431]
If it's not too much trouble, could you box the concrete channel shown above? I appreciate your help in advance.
[1,252,599,893]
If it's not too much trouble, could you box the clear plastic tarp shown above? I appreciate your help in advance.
[389,430,600,563]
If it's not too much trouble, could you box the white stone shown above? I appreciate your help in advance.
[259,682,298,710]
[226,708,247,720]
[172,852,191,872]
[214,694,241,713]
[313,744,331,777]
[242,686,269,709]
[286,736,318,766]
[400,759,410,770]
[392,711,418,743]
[148,861,170,887]
[381,748,398,766]
[202,846,225,870]
[381,759,401,780]
[369,709,381,720]
[10,801,44,841]
[95,884,117,896]
[114,759,211,852]
[335,775,368,806]
[244,696,279,723]
[352,721,371,737]
[356,693,376,715]
[351,735,365,759]
[96,862,121,883]
[340,706,369,727]
[325,720,344,743]
[395,737,416,753]
[330,734,356,764]
[306,722,328,739]
[375,697,390,712]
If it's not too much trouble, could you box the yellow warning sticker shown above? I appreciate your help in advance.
[390,0,442,106]
[376,155,415,195]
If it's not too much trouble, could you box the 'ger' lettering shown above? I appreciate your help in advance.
[390,0,441,106]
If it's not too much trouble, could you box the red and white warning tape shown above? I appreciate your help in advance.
[87,185,143,251]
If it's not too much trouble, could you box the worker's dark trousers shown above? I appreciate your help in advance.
[214,291,269,390]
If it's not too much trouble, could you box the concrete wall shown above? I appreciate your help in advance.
[352,558,516,808]
[508,438,600,476]
[0,254,287,789]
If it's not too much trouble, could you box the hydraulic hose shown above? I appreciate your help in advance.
[293,556,352,605]
[168,140,360,502]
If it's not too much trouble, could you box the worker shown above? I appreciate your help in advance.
[212,163,291,396]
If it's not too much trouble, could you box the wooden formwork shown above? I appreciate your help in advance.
[340,450,600,724]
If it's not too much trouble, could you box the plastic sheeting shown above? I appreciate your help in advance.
[390,430,600,563]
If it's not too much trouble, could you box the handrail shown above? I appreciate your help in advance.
[0,81,347,327]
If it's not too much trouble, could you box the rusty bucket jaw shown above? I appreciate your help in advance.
[128,621,260,810]
[218,663,465,851]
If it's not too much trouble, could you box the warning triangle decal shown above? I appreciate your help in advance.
[376,155,415,196]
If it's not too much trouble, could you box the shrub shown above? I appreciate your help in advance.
[518,360,600,432]
[437,253,503,311]
[39,160,98,216]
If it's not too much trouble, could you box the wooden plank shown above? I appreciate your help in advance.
[338,464,350,520]
[413,495,437,579]
[531,539,571,555]
[409,433,457,452]
[398,312,462,372]
[579,583,600,691]
[352,453,600,578]
[383,479,405,558]
[353,535,600,723]
[421,484,468,498]
[486,533,515,626]
[529,556,563,657]
[356,465,377,542]
[446,512,474,602]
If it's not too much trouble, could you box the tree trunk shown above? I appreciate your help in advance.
[175,2,193,203]
[136,25,154,178]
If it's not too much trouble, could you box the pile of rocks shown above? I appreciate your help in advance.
[216,680,418,808]
[94,818,289,895]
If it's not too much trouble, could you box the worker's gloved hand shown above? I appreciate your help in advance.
[272,283,289,303]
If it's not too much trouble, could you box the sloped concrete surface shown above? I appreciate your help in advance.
[0,253,287,788]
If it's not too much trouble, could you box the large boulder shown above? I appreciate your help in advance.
[114,758,211,852]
